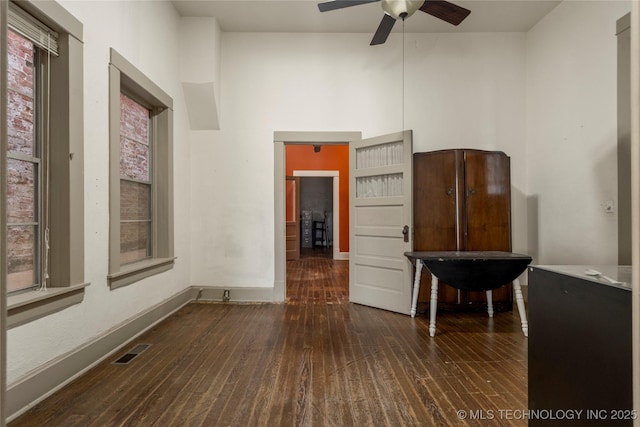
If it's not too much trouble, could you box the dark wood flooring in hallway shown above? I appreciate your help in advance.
[9,253,527,426]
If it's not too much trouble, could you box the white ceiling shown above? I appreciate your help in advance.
[170,0,561,34]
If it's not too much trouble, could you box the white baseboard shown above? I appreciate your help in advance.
[334,252,349,260]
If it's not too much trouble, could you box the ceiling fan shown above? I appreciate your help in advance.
[317,0,471,45]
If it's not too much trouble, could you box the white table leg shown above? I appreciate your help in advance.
[486,290,494,318]
[410,259,423,318]
[429,275,438,337]
[513,278,528,337]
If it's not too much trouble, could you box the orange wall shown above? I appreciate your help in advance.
[286,145,349,253]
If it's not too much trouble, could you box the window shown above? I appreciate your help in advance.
[5,0,85,327]
[108,49,174,289]
[6,28,42,293]
[119,94,152,265]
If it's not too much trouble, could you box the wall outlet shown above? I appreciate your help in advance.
[223,289,230,302]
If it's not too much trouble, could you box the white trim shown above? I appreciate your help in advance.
[333,177,342,260]
[293,170,342,259]
[293,170,338,177]
[335,252,350,260]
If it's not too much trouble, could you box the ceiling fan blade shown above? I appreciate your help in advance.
[370,13,396,45]
[318,0,379,12]
[419,0,471,26]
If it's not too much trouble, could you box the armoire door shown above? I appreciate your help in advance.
[463,150,511,251]
[413,150,460,305]
[463,151,512,305]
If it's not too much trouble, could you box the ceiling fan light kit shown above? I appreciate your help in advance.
[382,0,424,20]
[317,0,471,45]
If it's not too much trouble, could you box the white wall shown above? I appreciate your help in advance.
[7,1,191,382]
[189,31,527,287]
[179,17,222,130]
[526,0,631,264]
[179,17,221,93]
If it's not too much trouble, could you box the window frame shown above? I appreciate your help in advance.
[5,0,86,328]
[108,48,174,290]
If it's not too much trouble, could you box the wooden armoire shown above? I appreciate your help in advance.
[413,149,513,312]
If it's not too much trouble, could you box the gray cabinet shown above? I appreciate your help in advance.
[528,266,632,426]
[301,211,312,248]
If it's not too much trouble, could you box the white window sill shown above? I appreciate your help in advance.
[8,282,89,328]
[108,257,176,290]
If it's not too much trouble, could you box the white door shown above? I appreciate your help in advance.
[349,130,413,315]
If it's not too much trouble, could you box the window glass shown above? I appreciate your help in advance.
[7,158,36,223]
[7,226,36,291]
[119,93,150,181]
[119,222,150,265]
[7,29,40,293]
[119,93,151,265]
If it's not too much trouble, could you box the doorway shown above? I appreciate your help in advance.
[294,172,339,260]
[273,131,361,302]
[299,176,333,259]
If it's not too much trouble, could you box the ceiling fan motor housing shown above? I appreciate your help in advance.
[381,0,424,20]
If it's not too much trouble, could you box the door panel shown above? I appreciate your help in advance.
[355,204,404,226]
[353,265,405,295]
[350,130,413,315]
[285,176,300,260]
[354,235,407,268]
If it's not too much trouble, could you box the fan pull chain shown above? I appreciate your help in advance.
[402,19,405,132]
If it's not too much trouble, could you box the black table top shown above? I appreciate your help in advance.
[404,251,532,262]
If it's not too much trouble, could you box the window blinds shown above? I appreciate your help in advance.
[8,2,59,56]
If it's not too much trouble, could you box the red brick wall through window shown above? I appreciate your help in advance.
[119,94,151,264]
[7,30,37,291]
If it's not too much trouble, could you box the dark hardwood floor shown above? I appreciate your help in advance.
[10,255,527,426]
[287,248,348,305]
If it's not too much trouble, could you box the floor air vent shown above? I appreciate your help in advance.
[112,343,151,365]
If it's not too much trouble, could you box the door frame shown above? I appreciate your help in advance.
[273,131,361,302]
[293,171,342,261]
